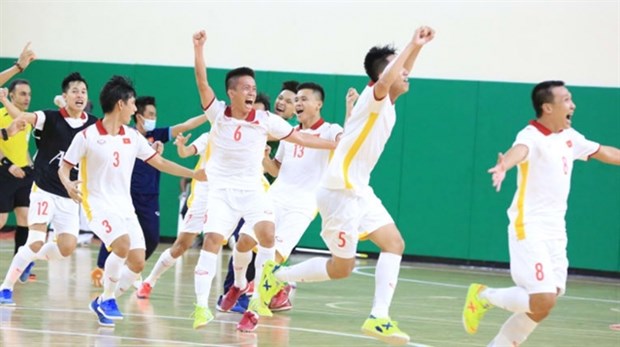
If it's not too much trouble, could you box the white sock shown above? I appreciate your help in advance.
[232,248,252,290]
[0,246,35,290]
[101,252,126,301]
[489,312,538,346]
[36,243,65,261]
[251,246,275,299]
[481,286,530,313]
[114,266,140,298]
[275,257,330,283]
[144,248,176,286]
[371,252,401,318]
[194,250,217,307]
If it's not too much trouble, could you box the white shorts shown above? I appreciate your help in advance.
[204,188,275,239]
[509,235,568,295]
[89,213,145,251]
[28,186,80,236]
[317,187,394,258]
[239,201,315,259]
[180,181,209,234]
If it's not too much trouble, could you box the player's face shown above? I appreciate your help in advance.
[63,81,88,113]
[120,97,137,124]
[549,86,576,129]
[9,83,31,112]
[295,89,322,124]
[274,90,296,118]
[229,76,256,114]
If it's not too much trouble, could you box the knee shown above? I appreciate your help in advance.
[529,293,557,315]
[128,258,146,273]
[236,235,257,252]
[327,257,355,279]
[203,233,224,252]
[57,243,76,257]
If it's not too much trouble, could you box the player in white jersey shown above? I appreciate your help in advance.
[135,131,210,299]
[220,83,343,324]
[59,76,206,327]
[190,30,337,331]
[259,26,435,345]
[462,80,620,346]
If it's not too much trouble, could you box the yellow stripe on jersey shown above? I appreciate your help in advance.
[80,157,93,221]
[187,141,212,208]
[32,182,39,192]
[514,162,529,240]
[342,112,379,189]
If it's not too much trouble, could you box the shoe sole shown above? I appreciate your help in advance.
[193,316,213,330]
[97,306,124,321]
[89,302,115,327]
[361,328,409,346]
[0,301,16,306]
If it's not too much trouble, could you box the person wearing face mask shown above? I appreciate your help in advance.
[90,96,208,288]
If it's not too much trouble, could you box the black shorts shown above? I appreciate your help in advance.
[0,166,34,213]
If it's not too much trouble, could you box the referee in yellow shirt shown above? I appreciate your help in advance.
[0,79,34,255]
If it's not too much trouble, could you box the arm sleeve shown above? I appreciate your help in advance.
[203,98,225,123]
[33,110,47,131]
[266,112,294,139]
[571,130,600,161]
[63,131,87,166]
[190,132,210,156]
[512,128,535,162]
[136,131,158,162]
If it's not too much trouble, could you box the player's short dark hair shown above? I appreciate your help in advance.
[61,72,88,93]
[133,96,156,123]
[280,80,299,93]
[100,76,136,114]
[364,45,397,82]
[8,79,29,93]
[255,92,271,111]
[297,82,325,102]
[225,67,255,90]
[531,80,565,118]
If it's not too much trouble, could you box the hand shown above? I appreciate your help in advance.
[0,88,8,102]
[152,140,164,155]
[346,88,359,109]
[412,26,436,47]
[17,42,36,70]
[487,153,507,192]
[6,118,27,137]
[8,165,26,178]
[193,30,207,48]
[173,132,191,147]
[63,180,83,203]
[193,168,207,182]
[91,267,103,287]
[53,95,66,109]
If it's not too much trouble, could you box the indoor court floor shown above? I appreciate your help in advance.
[0,238,618,346]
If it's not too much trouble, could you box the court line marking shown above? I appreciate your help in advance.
[0,326,229,346]
[353,266,620,304]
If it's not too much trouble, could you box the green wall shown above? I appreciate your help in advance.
[2,58,618,272]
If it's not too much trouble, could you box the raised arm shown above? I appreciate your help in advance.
[193,30,215,109]
[173,133,197,158]
[488,144,529,192]
[591,145,620,165]
[374,26,435,101]
[3,118,28,139]
[344,87,359,123]
[170,113,208,138]
[0,88,36,123]
[284,130,337,150]
[0,43,35,87]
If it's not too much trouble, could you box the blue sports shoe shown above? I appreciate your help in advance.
[89,297,115,327]
[0,289,15,305]
[18,262,35,283]
[97,297,123,320]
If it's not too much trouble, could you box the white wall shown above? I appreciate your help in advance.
[1,0,618,87]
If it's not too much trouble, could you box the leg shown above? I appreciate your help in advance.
[367,223,404,318]
[192,232,223,329]
[13,207,29,255]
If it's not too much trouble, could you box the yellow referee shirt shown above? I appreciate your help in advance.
[0,107,32,167]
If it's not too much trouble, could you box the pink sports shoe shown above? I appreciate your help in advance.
[220,283,250,312]
[269,284,293,312]
[136,282,152,299]
[237,310,259,332]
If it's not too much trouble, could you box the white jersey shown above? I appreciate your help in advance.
[322,83,395,192]
[507,121,599,241]
[63,120,157,219]
[189,132,210,170]
[270,118,343,213]
[203,98,293,190]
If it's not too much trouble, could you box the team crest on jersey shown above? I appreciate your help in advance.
[97,139,106,144]
[123,138,131,144]
[566,140,573,148]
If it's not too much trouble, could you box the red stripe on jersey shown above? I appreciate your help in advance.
[62,158,76,167]
[203,97,216,111]
[280,128,295,140]
[144,152,158,163]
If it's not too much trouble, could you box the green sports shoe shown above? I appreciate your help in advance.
[462,283,493,334]
[248,297,272,317]
[191,304,214,329]
[361,315,410,346]
[258,260,284,313]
